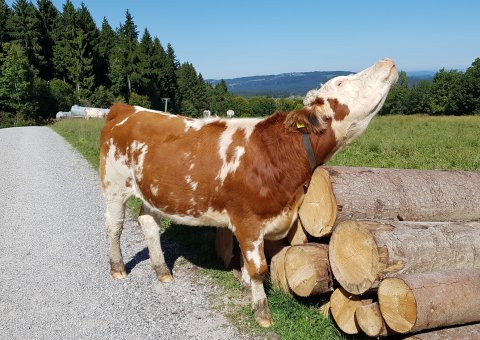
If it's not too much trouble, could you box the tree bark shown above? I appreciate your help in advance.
[329,220,480,294]
[284,243,332,297]
[300,166,480,237]
[378,269,480,334]
[330,288,372,334]
[403,323,480,339]
[286,219,308,245]
[269,246,291,295]
[355,302,389,337]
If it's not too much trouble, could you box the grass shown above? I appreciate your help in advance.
[50,115,480,339]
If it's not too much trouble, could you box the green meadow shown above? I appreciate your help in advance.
[51,115,480,339]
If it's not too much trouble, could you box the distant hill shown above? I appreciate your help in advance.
[207,70,436,97]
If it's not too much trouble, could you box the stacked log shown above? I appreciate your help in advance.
[299,166,480,237]
[378,269,480,334]
[213,166,480,337]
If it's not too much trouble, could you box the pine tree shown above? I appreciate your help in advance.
[96,17,116,86]
[109,9,140,100]
[7,0,42,72]
[36,0,58,80]
[0,42,38,123]
[52,0,76,81]
[0,0,12,56]
[177,62,208,116]
[53,0,95,99]
[138,29,154,94]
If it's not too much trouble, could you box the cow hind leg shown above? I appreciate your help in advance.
[105,198,127,279]
[236,230,273,327]
[138,205,172,282]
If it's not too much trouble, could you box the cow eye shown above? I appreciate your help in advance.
[336,79,345,87]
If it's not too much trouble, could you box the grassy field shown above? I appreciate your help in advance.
[50,115,480,339]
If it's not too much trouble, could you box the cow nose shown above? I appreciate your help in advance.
[380,58,395,66]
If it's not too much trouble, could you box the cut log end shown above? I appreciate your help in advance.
[378,277,417,334]
[329,221,380,295]
[355,302,389,337]
[298,167,337,237]
[330,288,370,335]
[284,244,331,297]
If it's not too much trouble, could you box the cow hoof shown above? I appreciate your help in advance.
[111,270,127,279]
[158,274,174,282]
[253,298,273,328]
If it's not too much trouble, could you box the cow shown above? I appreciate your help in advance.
[226,109,235,118]
[85,107,108,119]
[99,58,398,327]
[202,110,211,118]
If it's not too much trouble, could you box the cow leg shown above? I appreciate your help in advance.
[138,205,172,282]
[236,231,273,327]
[105,198,127,279]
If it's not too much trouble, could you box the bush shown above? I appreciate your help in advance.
[49,79,75,112]
[128,92,151,108]
[91,86,116,108]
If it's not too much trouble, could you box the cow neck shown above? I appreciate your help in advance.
[253,113,337,192]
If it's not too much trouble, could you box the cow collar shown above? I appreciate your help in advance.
[296,122,317,172]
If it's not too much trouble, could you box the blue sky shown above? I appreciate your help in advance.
[9,0,480,79]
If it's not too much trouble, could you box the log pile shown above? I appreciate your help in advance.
[215,166,480,337]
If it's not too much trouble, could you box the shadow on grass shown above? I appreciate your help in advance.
[125,222,231,275]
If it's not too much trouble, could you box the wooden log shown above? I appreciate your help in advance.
[299,166,480,237]
[378,269,480,334]
[269,246,291,295]
[355,302,389,337]
[404,323,480,339]
[284,243,332,297]
[329,220,480,294]
[215,228,240,269]
[298,168,337,237]
[330,288,372,335]
[286,219,308,245]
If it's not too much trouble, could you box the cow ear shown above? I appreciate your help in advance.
[284,105,327,134]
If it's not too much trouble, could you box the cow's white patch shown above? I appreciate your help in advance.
[215,119,260,184]
[130,141,148,181]
[133,105,176,118]
[183,117,221,132]
[241,264,251,286]
[150,184,159,196]
[184,175,198,191]
[115,116,130,126]
[103,139,133,200]
[217,146,245,183]
[246,234,264,271]
[189,163,195,170]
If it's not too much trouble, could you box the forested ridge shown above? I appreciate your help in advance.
[0,0,479,128]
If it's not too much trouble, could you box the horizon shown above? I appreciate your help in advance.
[6,0,480,79]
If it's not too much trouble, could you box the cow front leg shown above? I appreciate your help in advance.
[237,232,273,327]
[138,205,173,282]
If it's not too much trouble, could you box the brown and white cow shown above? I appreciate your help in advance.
[99,58,398,327]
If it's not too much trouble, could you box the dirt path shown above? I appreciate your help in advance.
[0,126,249,339]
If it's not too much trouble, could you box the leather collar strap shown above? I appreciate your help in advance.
[301,133,317,171]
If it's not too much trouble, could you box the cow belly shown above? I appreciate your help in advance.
[141,198,230,228]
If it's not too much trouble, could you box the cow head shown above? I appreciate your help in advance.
[285,58,398,151]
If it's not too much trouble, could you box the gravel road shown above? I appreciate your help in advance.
[0,126,249,340]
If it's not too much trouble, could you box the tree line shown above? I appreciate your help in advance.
[0,0,302,127]
[381,60,480,115]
